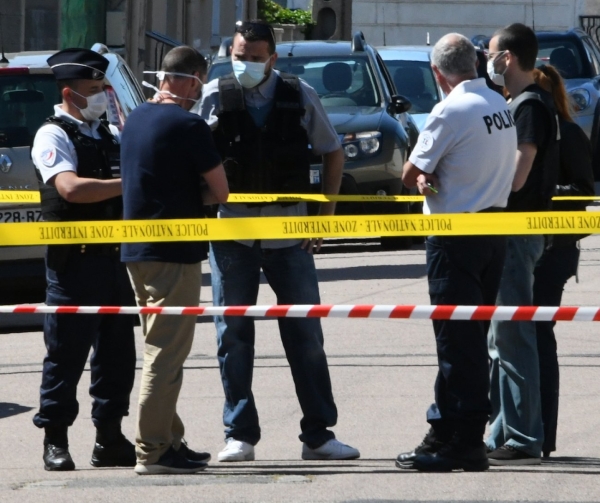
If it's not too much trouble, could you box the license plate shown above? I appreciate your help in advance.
[0,209,42,223]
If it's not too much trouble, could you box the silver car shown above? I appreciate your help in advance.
[0,44,145,304]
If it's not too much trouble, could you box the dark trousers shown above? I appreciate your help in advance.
[33,251,136,430]
[425,235,507,443]
[532,242,580,454]
[209,240,337,448]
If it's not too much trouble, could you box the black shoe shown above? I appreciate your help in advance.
[413,439,489,472]
[134,446,208,475]
[91,433,136,467]
[395,429,444,469]
[44,444,75,471]
[487,445,541,466]
[177,440,211,463]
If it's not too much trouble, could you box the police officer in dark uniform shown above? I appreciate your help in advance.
[30,48,136,471]
[199,21,359,462]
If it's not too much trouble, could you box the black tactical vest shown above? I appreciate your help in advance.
[508,90,560,211]
[35,117,123,222]
[213,73,314,194]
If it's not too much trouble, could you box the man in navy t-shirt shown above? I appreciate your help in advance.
[120,46,229,475]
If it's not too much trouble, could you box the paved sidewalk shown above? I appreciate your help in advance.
[1,235,599,503]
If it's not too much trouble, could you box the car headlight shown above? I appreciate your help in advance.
[342,131,382,159]
[569,88,591,112]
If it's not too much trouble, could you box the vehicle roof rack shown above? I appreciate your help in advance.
[352,31,366,52]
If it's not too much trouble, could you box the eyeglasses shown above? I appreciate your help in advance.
[486,50,508,62]
[235,21,276,47]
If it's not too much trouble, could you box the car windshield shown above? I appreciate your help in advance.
[0,74,59,147]
[380,59,440,114]
[536,40,592,79]
[276,56,380,107]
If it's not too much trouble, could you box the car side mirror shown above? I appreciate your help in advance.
[390,94,412,114]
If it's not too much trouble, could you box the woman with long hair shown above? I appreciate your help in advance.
[532,64,595,457]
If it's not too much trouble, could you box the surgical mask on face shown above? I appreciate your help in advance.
[70,89,108,121]
[232,59,268,88]
[142,71,203,104]
[487,55,507,87]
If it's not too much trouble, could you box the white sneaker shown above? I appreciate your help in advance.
[301,439,360,460]
[217,439,255,462]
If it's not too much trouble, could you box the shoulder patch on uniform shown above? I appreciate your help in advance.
[40,146,57,167]
[417,131,434,153]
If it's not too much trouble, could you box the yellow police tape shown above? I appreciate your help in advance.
[2,191,599,205]
[0,211,599,246]
[0,191,41,203]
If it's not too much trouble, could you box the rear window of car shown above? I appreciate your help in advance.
[537,40,592,79]
[0,74,60,147]
[276,56,380,107]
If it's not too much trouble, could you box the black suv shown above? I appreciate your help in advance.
[206,32,420,247]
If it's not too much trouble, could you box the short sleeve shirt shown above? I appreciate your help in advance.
[409,78,517,214]
[506,84,557,212]
[120,102,221,263]
[198,69,341,249]
[32,105,121,183]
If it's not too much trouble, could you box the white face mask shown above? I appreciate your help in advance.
[487,52,507,87]
[142,71,203,104]
[70,89,108,121]
[232,59,268,88]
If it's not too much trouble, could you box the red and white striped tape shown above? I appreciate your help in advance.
[2,304,600,321]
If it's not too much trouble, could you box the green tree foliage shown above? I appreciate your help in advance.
[257,0,315,37]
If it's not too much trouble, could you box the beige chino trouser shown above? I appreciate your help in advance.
[126,261,202,465]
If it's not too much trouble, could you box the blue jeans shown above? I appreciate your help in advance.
[533,242,580,454]
[487,235,545,456]
[209,241,337,448]
[425,235,506,444]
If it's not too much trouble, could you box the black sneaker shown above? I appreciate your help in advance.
[413,439,489,472]
[177,440,211,463]
[44,444,75,471]
[487,445,541,466]
[91,433,136,467]
[134,446,208,475]
[395,429,444,469]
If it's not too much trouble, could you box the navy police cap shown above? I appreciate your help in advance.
[47,48,108,81]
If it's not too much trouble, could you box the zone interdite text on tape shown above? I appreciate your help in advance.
[0,211,599,245]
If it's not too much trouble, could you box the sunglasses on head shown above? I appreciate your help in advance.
[235,21,276,46]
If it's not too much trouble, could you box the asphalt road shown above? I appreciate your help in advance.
[1,235,600,503]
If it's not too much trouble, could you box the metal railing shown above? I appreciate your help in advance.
[580,16,600,47]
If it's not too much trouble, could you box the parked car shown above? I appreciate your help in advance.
[206,32,420,248]
[0,44,145,304]
[377,46,441,132]
[473,29,600,180]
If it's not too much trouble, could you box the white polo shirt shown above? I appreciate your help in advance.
[32,105,120,184]
[409,78,517,214]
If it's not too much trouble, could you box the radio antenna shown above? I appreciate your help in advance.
[0,12,8,64]
[382,5,387,46]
